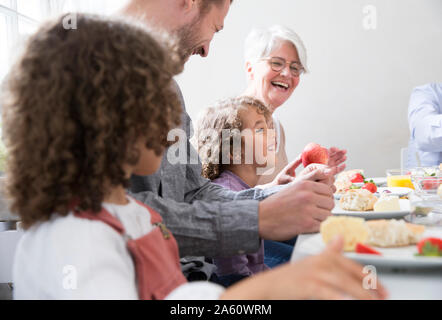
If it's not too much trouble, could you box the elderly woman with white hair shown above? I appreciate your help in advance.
[242,25,347,268]
[243,25,347,185]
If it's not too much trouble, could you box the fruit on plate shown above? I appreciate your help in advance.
[355,243,382,255]
[350,172,365,183]
[301,143,329,167]
[334,169,364,194]
[362,181,377,193]
[421,177,441,190]
[417,237,442,257]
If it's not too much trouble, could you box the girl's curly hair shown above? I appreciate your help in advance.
[195,96,271,180]
[1,14,184,229]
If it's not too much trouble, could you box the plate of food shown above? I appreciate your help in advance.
[335,186,413,200]
[352,177,388,187]
[296,216,442,268]
[376,187,414,198]
[334,170,388,199]
[333,189,410,219]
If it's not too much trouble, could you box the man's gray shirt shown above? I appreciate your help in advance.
[129,82,281,258]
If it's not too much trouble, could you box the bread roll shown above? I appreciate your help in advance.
[366,219,425,247]
[339,189,378,211]
[320,216,369,251]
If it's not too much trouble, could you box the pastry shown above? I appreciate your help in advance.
[365,219,425,247]
[339,189,378,211]
[320,217,426,251]
[373,195,401,212]
[320,216,369,251]
[334,169,364,194]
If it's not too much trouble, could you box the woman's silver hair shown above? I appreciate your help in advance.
[244,25,309,73]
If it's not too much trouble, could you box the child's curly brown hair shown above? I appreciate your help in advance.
[195,96,271,180]
[1,13,184,229]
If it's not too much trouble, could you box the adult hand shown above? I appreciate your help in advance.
[328,147,347,168]
[258,177,335,240]
[221,236,389,300]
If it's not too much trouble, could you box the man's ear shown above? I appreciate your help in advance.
[181,0,197,12]
[245,61,254,81]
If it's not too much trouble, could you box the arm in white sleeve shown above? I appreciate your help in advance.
[408,86,442,152]
[166,282,225,300]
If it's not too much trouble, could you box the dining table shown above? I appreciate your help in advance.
[291,222,442,300]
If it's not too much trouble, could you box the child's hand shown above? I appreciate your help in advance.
[271,156,303,185]
[295,163,345,193]
[328,147,347,167]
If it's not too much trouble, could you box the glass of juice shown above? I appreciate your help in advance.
[386,169,415,189]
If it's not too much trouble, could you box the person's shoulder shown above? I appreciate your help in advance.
[411,83,441,96]
[409,83,442,111]
[16,213,125,262]
[212,172,232,190]
[13,213,133,299]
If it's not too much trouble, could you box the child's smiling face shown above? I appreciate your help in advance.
[238,105,276,169]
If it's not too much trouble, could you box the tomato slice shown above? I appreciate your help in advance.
[355,243,382,255]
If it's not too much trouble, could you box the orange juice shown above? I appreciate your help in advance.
[387,175,415,189]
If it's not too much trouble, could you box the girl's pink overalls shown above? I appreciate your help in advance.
[74,199,187,300]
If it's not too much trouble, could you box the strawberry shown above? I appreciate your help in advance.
[422,178,440,191]
[417,238,442,257]
[362,181,377,193]
[355,243,382,255]
[350,173,365,183]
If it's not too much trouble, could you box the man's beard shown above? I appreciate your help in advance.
[174,16,202,61]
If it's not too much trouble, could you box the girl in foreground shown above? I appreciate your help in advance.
[3,14,386,300]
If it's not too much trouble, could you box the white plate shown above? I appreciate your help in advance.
[352,177,387,187]
[296,229,442,268]
[332,199,410,220]
[376,187,414,197]
[334,187,413,201]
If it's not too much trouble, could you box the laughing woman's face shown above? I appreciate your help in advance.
[247,41,301,112]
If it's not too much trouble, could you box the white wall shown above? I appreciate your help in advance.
[176,0,442,177]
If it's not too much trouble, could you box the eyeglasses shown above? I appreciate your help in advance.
[262,57,304,77]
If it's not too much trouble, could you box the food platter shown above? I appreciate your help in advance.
[296,228,442,268]
[334,187,413,200]
[352,177,387,187]
[332,199,410,220]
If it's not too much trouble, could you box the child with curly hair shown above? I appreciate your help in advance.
[2,13,387,301]
[194,96,300,286]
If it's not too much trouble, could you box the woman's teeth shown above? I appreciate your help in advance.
[271,81,289,89]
